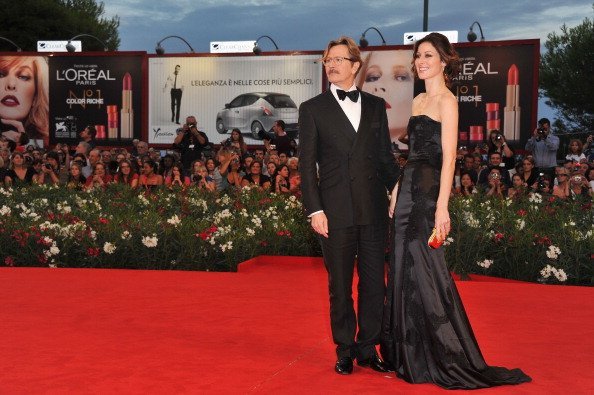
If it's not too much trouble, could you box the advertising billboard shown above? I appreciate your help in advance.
[48,54,144,145]
[148,55,323,145]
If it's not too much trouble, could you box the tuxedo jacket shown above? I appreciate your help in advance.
[299,90,400,229]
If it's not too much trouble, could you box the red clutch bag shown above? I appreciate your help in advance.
[428,228,444,249]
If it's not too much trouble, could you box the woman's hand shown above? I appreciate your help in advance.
[388,183,399,218]
[1,118,26,143]
[434,207,451,242]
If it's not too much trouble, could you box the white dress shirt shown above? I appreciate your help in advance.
[330,83,361,132]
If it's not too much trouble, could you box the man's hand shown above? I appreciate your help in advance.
[311,212,329,238]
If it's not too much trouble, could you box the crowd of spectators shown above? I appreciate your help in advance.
[1,115,592,203]
[450,119,594,201]
[0,116,303,198]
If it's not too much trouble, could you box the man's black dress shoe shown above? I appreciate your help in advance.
[335,357,353,375]
[357,353,394,373]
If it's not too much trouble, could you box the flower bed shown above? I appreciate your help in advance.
[1,186,592,285]
[0,185,319,272]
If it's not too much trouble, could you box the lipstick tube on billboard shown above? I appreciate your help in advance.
[95,124,106,139]
[120,72,133,139]
[459,130,469,142]
[485,102,500,132]
[503,64,521,140]
[469,125,484,143]
[107,105,118,139]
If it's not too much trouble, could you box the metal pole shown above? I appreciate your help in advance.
[423,0,429,31]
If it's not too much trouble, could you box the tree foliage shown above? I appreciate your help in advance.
[0,0,119,51]
[540,4,594,133]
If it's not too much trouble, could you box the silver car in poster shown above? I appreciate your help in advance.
[216,92,299,139]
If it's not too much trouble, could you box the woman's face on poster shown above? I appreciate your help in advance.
[360,50,413,143]
[0,58,36,122]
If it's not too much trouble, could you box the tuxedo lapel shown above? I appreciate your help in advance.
[321,91,357,144]
[351,93,373,151]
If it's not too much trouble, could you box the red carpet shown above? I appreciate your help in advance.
[0,256,592,394]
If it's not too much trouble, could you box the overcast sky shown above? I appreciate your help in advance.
[103,0,593,118]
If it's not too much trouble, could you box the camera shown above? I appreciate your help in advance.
[536,127,546,136]
[537,172,546,190]
[192,174,202,182]
[489,172,501,180]
[495,134,503,141]
[44,163,52,170]
[223,138,232,147]
[269,144,277,150]
[570,175,583,184]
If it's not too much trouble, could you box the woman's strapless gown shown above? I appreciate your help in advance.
[380,115,531,389]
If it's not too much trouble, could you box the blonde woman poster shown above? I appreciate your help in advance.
[0,56,49,148]
[358,49,413,148]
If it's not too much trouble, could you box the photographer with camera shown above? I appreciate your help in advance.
[484,168,506,198]
[553,169,589,200]
[220,129,248,156]
[477,151,511,187]
[35,151,66,186]
[487,130,515,169]
[173,115,209,173]
[525,118,559,179]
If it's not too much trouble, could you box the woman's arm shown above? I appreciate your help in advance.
[435,94,458,240]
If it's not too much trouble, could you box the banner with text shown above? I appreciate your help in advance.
[48,55,143,145]
[148,55,323,144]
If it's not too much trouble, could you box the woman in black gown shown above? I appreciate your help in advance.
[381,32,531,389]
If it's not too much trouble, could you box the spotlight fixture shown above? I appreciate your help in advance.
[359,27,387,48]
[0,37,22,52]
[155,35,195,55]
[467,21,485,42]
[66,34,108,52]
[253,35,280,55]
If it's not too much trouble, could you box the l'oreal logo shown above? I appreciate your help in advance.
[56,69,116,82]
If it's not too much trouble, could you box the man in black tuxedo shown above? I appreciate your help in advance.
[299,36,400,375]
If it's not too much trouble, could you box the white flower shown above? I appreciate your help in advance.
[251,216,263,228]
[528,192,543,204]
[167,214,182,227]
[89,230,97,240]
[141,234,158,248]
[443,237,454,246]
[49,245,60,256]
[103,242,116,254]
[138,194,150,206]
[0,205,11,216]
[121,230,131,240]
[220,241,233,252]
[246,227,256,237]
[554,268,568,282]
[476,259,493,269]
[516,219,526,230]
[546,245,561,260]
[540,264,553,278]
[462,211,480,228]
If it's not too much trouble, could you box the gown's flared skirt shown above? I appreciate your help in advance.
[380,116,531,389]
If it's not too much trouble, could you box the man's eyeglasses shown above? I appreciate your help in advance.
[321,57,355,66]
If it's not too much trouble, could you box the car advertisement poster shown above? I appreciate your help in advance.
[148,55,323,145]
[48,54,144,146]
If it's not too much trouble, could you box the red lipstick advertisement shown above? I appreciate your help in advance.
[107,105,118,139]
[120,73,133,139]
[503,64,520,140]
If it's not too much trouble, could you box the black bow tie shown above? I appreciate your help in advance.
[337,89,359,102]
